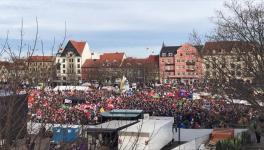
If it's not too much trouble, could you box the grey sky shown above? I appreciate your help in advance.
[0,0,226,57]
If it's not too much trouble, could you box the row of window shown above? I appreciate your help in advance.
[29,62,52,66]
[206,63,242,69]
[161,53,174,57]
[58,58,81,63]
[60,69,81,74]
[164,72,199,76]
[207,71,242,77]
[61,76,81,81]
[29,67,50,71]
[62,64,81,69]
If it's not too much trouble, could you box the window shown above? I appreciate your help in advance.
[221,64,226,68]
[77,58,80,62]
[168,53,173,56]
[63,70,66,74]
[206,64,210,69]
[237,64,241,70]
[230,64,235,69]
[236,71,241,77]
[63,64,65,68]
[177,59,180,62]
[77,70,81,74]
[181,59,185,62]
[162,53,166,57]
[212,72,216,76]
[63,77,66,80]
[180,53,183,56]
[63,59,65,63]
[77,64,80,68]
[213,64,217,68]
[212,57,216,61]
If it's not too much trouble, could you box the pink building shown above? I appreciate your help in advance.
[159,43,203,84]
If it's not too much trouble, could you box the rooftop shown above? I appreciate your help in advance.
[86,120,138,132]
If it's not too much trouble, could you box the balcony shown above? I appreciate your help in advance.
[165,70,175,72]
[186,61,195,65]
[186,68,195,72]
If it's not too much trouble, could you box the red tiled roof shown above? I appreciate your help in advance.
[82,59,100,68]
[69,40,86,55]
[27,56,55,62]
[100,52,125,62]
[121,57,145,67]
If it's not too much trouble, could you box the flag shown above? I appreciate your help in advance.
[100,107,105,113]
[120,76,127,91]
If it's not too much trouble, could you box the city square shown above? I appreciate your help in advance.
[0,0,264,150]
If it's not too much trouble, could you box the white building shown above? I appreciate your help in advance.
[56,40,91,84]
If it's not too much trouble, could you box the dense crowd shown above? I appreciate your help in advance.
[27,84,258,128]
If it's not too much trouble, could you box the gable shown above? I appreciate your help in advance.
[61,41,85,57]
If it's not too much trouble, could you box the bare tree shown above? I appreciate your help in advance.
[202,0,264,111]
[188,29,203,46]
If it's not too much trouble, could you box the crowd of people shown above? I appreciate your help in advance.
[27,83,258,129]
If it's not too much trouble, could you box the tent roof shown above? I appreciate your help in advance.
[86,120,138,132]
[100,109,143,119]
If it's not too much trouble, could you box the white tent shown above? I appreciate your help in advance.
[53,86,92,91]
[82,82,92,87]
[101,86,116,91]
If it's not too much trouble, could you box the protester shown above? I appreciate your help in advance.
[27,83,255,128]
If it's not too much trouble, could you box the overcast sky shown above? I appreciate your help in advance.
[0,0,226,58]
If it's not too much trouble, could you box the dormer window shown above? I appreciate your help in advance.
[162,53,166,57]
[168,53,173,56]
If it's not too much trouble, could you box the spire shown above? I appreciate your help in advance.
[162,41,166,48]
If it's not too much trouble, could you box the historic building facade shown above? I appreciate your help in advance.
[26,56,56,83]
[159,43,203,84]
[82,52,126,83]
[82,52,159,84]
[159,44,179,83]
[203,41,255,82]
[56,40,91,84]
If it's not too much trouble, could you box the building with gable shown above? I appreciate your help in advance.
[56,40,91,85]
[159,43,203,84]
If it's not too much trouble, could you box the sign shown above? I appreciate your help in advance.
[64,99,72,104]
